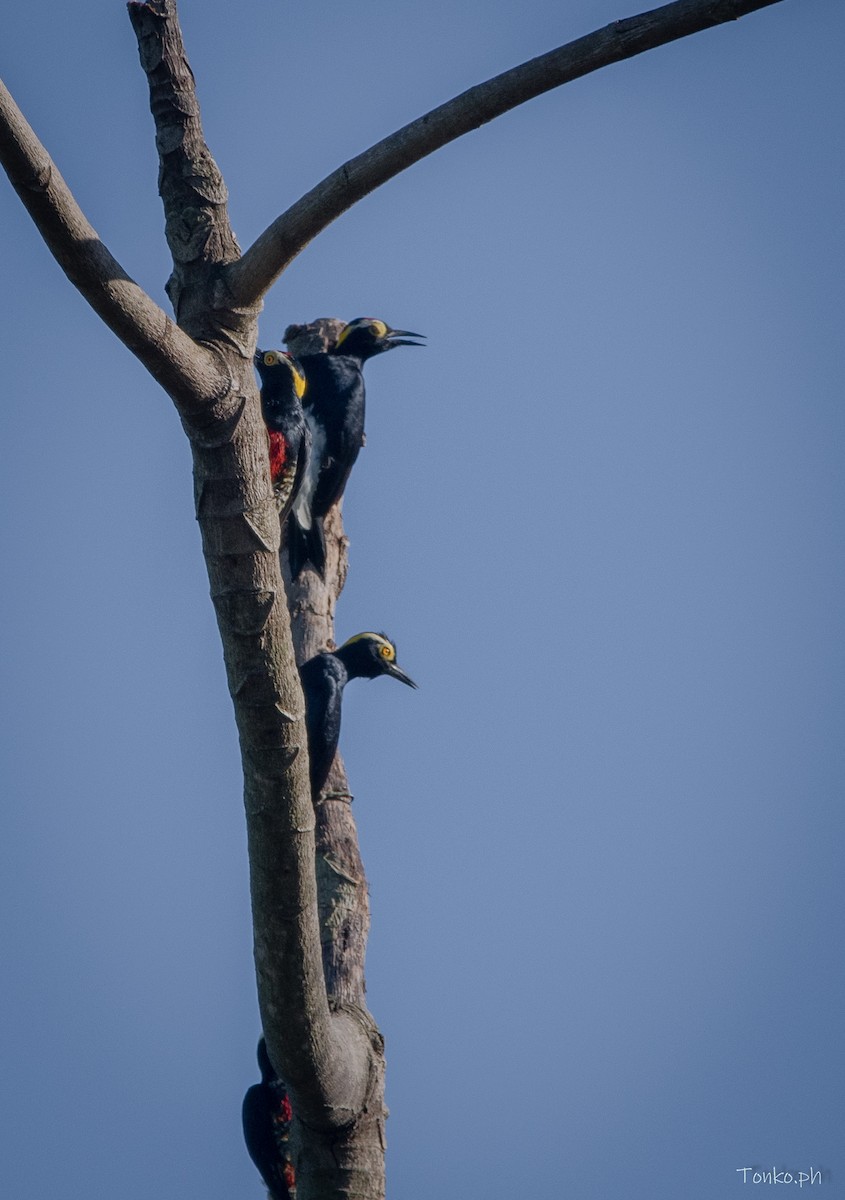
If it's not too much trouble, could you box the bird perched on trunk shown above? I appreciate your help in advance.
[254,349,311,523]
[286,318,424,578]
[242,1037,297,1200]
[299,632,417,799]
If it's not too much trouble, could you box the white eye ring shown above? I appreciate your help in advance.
[264,352,278,365]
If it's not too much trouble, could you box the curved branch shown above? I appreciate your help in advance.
[227,0,784,309]
[0,78,226,410]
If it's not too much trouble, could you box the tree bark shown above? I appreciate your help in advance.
[126,8,387,1192]
[128,0,248,343]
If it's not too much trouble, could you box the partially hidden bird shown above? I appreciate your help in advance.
[286,318,424,578]
[299,631,417,800]
[242,1037,297,1200]
[254,348,311,524]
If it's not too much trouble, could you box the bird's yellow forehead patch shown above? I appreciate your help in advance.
[336,318,388,346]
[340,632,396,660]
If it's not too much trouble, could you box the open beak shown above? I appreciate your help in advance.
[385,328,426,349]
[386,663,418,689]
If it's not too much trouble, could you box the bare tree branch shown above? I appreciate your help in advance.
[127,0,239,268]
[128,0,251,349]
[0,78,227,409]
[227,0,785,309]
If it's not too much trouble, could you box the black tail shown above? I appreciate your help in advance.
[284,513,327,579]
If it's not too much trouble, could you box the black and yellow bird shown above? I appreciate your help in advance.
[287,318,425,578]
[299,632,417,799]
[254,349,311,523]
[242,1038,296,1200]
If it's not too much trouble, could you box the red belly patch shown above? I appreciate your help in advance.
[268,430,288,481]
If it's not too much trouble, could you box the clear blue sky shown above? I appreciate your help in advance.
[1,2,843,1198]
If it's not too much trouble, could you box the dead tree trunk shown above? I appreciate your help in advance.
[281,318,389,1197]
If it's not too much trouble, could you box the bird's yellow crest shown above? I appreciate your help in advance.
[336,318,388,347]
[339,632,396,662]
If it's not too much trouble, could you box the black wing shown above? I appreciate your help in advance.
[300,355,366,518]
[300,654,345,798]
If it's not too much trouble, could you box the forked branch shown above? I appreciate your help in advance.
[227,0,785,309]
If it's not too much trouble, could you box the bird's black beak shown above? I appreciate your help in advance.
[253,349,264,365]
[386,663,418,689]
[385,328,426,349]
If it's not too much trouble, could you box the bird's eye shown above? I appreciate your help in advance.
[370,320,388,339]
[264,352,278,366]
[379,644,395,661]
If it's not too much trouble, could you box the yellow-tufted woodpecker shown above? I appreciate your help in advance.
[299,631,417,799]
[286,318,424,578]
[254,349,311,524]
